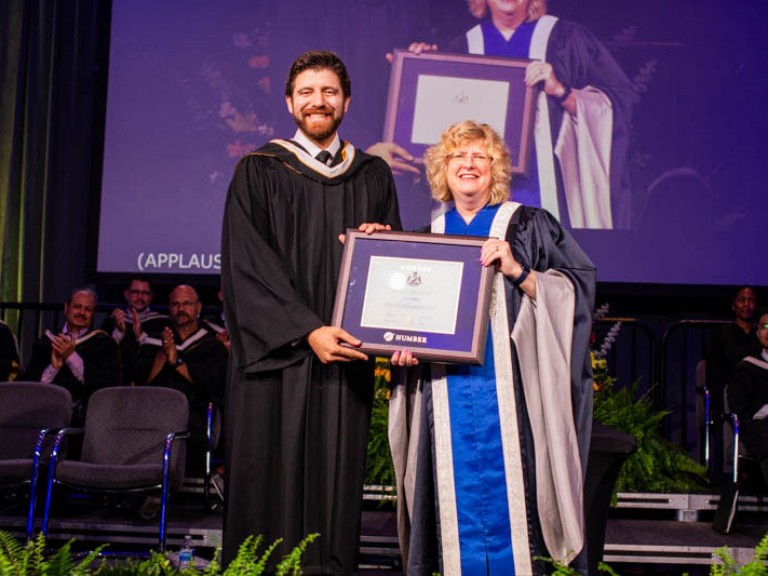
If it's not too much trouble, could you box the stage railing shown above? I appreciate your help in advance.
[658,319,731,460]
[594,316,657,400]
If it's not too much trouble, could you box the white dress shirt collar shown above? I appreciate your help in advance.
[63,323,90,339]
[292,129,341,161]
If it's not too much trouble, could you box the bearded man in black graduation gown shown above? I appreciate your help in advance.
[101,276,173,386]
[220,50,402,573]
[145,284,228,476]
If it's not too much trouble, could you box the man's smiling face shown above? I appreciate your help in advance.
[285,68,350,148]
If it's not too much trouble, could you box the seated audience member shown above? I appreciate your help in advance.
[103,277,169,344]
[102,277,171,385]
[703,286,760,480]
[145,285,227,475]
[202,288,230,351]
[726,308,768,488]
[0,319,21,381]
[25,287,121,423]
[705,286,760,413]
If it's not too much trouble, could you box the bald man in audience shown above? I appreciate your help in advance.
[145,285,228,474]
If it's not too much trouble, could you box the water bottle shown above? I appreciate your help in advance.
[179,534,194,569]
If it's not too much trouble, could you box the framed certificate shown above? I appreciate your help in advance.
[383,50,537,175]
[332,230,494,364]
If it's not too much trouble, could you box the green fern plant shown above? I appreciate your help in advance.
[0,529,28,574]
[218,535,276,575]
[535,554,621,575]
[593,376,709,494]
[534,532,768,576]
[710,532,768,575]
[590,310,708,494]
[0,530,318,575]
[274,533,319,576]
[0,531,106,575]
[97,550,178,575]
[364,359,396,488]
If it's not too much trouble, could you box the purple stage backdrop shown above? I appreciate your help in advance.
[96,0,768,285]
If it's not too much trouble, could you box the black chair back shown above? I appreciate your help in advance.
[0,382,72,460]
[80,386,188,487]
[40,386,190,551]
[0,381,73,538]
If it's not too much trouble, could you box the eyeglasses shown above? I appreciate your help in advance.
[758,323,768,330]
[446,151,491,166]
[170,301,198,309]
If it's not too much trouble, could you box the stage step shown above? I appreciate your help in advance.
[604,518,766,566]
[2,489,765,570]
[615,491,768,522]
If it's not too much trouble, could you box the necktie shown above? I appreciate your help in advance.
[315,150,333,166]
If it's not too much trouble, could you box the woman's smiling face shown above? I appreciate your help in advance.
[445,140,494,208]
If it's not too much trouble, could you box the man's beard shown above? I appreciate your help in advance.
[70,316,90,330]
[293,107,343,143]
[173,313,191,328]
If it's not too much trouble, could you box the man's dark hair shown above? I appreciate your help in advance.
[734,285,756,296]
[127,276,153,291]
[284,50,351,98]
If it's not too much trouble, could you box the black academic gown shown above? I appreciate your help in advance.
[391,205,596,574]
[447,17,636,229]
[25,329,121,422]
[221,140,402,573]
[147,326,227,474]
[0,321,20,382]
[705,323,760,413]
[727,355,768,461]
[111,311,174,386]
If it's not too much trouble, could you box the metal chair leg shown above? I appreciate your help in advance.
[731,413,740,483]
[41,429,67,537]
[26,428,51,539]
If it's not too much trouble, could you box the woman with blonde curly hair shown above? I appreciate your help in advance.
[388,120,596,574]
[424,121,512,205]
[373,0,636,230]
[467,0,546,21]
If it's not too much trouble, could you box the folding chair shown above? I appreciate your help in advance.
[40,386,189,551]
[0,381,72,538]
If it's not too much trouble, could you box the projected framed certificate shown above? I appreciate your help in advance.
[332,230,494,364]
[383,50,536,175]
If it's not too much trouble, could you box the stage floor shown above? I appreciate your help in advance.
[1,488,767,574]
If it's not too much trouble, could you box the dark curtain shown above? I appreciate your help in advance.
[0,0,111,308]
